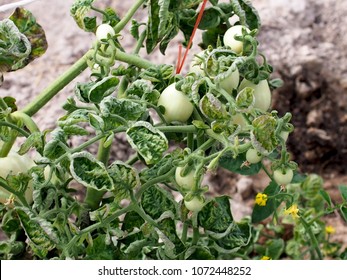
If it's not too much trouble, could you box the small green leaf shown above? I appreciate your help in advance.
[340,206,347,223]
[70,152,114,191]
[185,246,215,260]
[219,151,261,175]
[3,96,17,112]
[198,7,221,30]
[86,234,120,260]
[230,0,261,30]
[251,115,277,155]
[141,186,177,219]
[251,181,281,223]
[198,196,233,233]
[43,128,67,160]
[18,131,44,155]
[100,96,146,124]
[339,185,347,202]
[124,80,160,104]
[88,76,119,103]
[319,190,332,207]
[265,239,284,260]
[70,0,96,31]
[126,121,168,165]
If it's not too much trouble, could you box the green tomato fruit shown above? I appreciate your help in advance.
[238,79,272,111]
[189,51,207,75]
[96,23,115,42]
[175,167,195,190]
[0,149,34,205]
[273,168,294,185]
[219,66,240,93]
[223,25,250,54]
[246,148,262,164]
[184,196,205,212]
[157,83,194,123]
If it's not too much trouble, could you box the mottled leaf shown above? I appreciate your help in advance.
[70,152,114,191]
[198,196,233,233]
[9,8,47,63]
[16,207,58,258]
[107,161,140,202]
[126,121,168,165]
[141,185,177,219]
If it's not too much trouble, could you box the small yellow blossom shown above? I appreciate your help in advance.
[325,225,336,235]
[261,256,271,260]
[284,204,299,219]
[255,193,268,206]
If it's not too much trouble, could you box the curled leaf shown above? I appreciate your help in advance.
[126,121,168,165]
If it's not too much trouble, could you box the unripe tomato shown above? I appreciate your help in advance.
[184,196,205,212]
[223,25,250,54]
[96,23,115,42]
[175,167,195,191]
[0,149,34,205]
[273,168,293,185]
[189,51,207,75]
[238,79,271,111]
[246,148,262,164]
[219,66,240,93]
[157,83,194,123]
[231,113,248,129]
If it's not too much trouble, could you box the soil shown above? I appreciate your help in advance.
[1,0,347,250]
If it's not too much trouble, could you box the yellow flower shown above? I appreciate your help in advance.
[261,256,271,260]
[284,204,299,219]
[325,225,336,235]
[255,193,268,206]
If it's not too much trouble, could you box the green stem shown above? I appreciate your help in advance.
[114,49,153,69]
[0,121,30,138]
[22,50,92,117]
[64,204,133,257]
[113,0,146,33]
[11,111,40,133]
[136,167,176,199]
[300,216,323,259]
[118,30,147,98]
[157,125,197,134]
[0,178,29,207]
[54,133,106,164]
[0,98,9,111]
[192,227,200,245]
[0,129,17,158]
[181,222,188,244]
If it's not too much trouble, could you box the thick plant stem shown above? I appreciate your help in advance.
[113,0,146,33]
[114,49,153,69]
[22,50,93,117]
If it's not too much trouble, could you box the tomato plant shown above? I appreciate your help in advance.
[0,0,346,261]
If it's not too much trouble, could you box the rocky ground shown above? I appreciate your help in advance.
[1,0,347,250]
